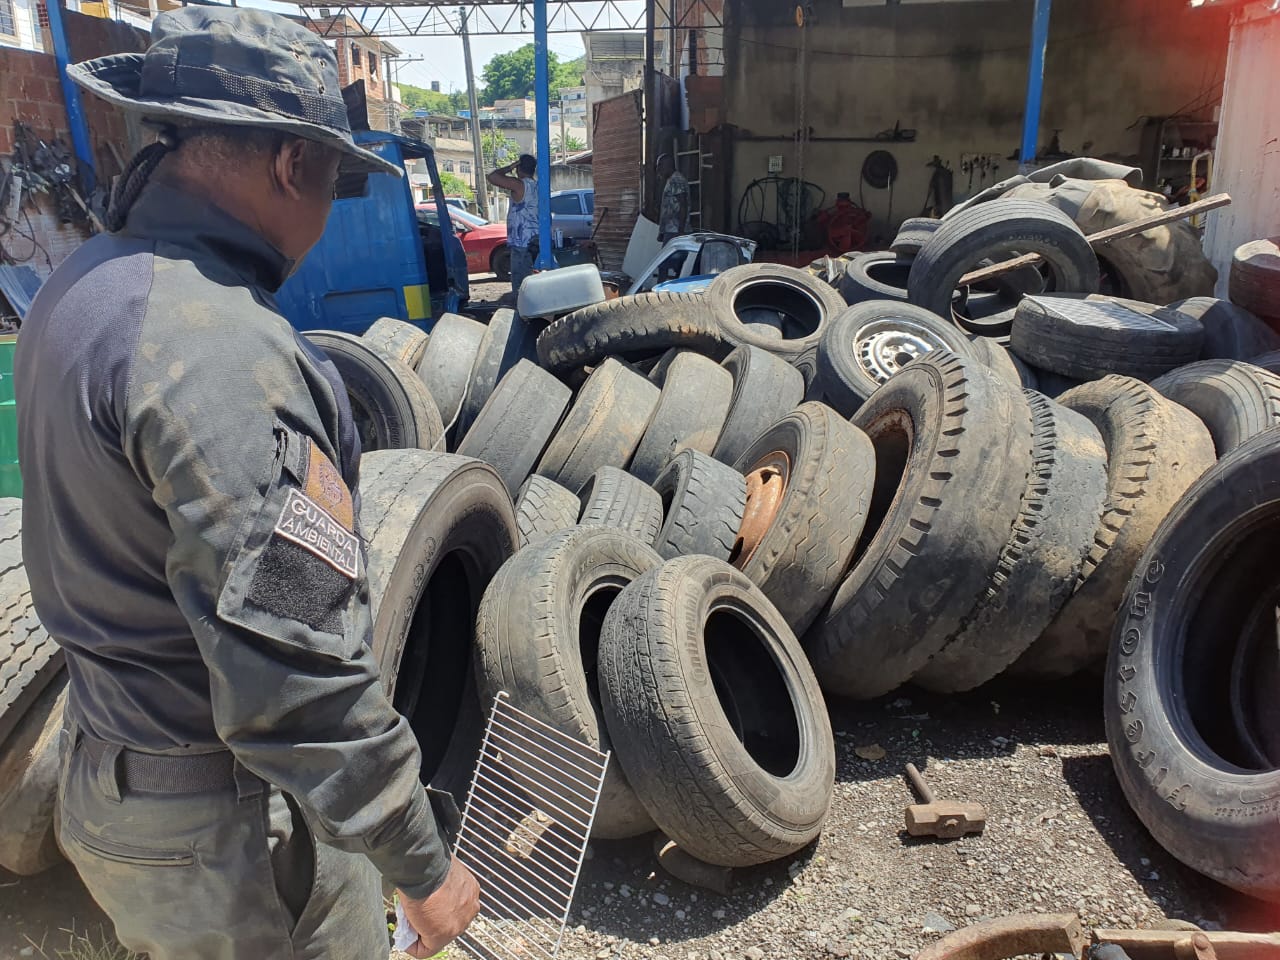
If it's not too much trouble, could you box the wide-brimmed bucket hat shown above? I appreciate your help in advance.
[68,7,400,176]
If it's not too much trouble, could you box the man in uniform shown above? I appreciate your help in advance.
[14,9,478,959]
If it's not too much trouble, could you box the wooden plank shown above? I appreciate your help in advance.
[955,193,1232,287]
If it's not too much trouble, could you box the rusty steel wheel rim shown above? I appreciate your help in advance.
[731,450,790,568]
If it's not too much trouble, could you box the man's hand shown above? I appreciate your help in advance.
[399,859,481,958]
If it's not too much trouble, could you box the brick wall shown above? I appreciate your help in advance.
[591,90,643,271]
[0,8,146,276]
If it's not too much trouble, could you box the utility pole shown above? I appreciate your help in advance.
[460,5,489,218]
[559,97,567,162]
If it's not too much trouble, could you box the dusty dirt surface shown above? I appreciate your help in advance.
[3,675,1273,960]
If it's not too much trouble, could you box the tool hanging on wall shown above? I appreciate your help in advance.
[860,149,898,235]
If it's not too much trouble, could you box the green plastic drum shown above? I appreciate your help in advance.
[0,334,21,498]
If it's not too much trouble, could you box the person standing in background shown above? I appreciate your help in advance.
[657,152,690,243]
[488,154,539,294]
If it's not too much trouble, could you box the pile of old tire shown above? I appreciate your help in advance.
[1106,426,1280,904]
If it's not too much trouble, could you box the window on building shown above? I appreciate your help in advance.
[368,50,378,75]
[459,161,471,175]
[0,0,16,37]
[443,160,455,173]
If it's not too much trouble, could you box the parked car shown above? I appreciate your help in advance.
[550,188,594,242]
[416,204,512,281]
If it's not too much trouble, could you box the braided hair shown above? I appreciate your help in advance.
[104,126,178,233]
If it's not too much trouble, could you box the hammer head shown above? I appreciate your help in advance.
[906,802,987,839]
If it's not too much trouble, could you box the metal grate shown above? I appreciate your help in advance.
[454,692,608,960]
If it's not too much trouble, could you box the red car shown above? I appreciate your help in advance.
[415,204,510,280]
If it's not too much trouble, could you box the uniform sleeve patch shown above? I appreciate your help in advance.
[274,488,359,578]
[304,439,354,530]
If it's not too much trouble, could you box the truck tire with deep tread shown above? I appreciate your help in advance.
[455,360,571,495]
[362,317,430,369]
[711,346,805,466]
[807,356,1034,699]
[0,673,65,875]
[598,555,835,867]
[652,450,747,561]
[706,263,847,361]
[578,467,664,544]
[1106,430,1280,902]
[913,392,1108,691]
[733,403,876,635]
[474,527,663,838]
[305,331,445,451]
[358,451,518,799]
[1151,360,1280,457]
[629,352,733,484]
[514,475,581,547]
[1013,377,1216,679]
[970,335,1038,390]
[907,199,1099,320]
[0,500,62,750]
[536,359,661,492]
[536,292,723,375]
[417,313,487,435]
[1010,295,1204,381]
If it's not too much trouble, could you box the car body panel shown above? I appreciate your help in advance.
[417,204,509,276]
[550,188,595,242]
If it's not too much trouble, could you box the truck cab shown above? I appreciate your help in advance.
[275,130,469,335]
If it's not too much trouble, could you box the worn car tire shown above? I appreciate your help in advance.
[1168,297,1280,362]
[536,358,661,491]
[732,403,875,635]
[1229,238,1280,326]
[710,346,805,467]
[629,352,733,484]
[599,555,835,866]
[914,392,1108,691]
[837,251,912,305]
[890,218,942,259]
[1150,360,1280,457]
[306,331,445,451]
[706,263,847,361]
[578,467,664,544]
[817,300,981,416]
[907,199,1099,320]
[536,292,723,375]
[417,313,487,436]
[0,501,62,751]
[970,335,1038,390]
[362,317,429,369]
[1013,377,1216,679]
[455,360,571,495]
[652,450,747,562]
[358,451,518,799]
[474,527,662,838]
[0,673,66,875]
[807,355,1034,699]
[514,475,581,547]
[1106,430,1280,902]
[1010,295,1203,381]
[455,309,539,439]
[490,244,511,282]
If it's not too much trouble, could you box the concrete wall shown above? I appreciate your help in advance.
[1202,3,1280,295]
[723,0,1231,243]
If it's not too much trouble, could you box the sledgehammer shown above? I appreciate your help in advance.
[904,762,986,840]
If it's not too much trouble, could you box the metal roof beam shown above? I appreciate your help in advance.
[293,1,647,36]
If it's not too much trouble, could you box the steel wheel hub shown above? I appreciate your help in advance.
[855,318,948,384]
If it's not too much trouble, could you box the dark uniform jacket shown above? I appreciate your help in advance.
[14,181,450,899]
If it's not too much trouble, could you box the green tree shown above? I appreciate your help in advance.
[396,81,453,114]
[553,133,586,155]
[480,44,584,104]
[480,128,519,170]
[438,171,474,200]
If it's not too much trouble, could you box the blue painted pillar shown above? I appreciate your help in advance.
[1019,0,1052,170]
[46,0,96,194]
[533,0,556,270]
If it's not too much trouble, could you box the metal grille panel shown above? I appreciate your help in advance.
[454,692,608,960]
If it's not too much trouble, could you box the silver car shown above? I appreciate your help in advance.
[550,188,594,242]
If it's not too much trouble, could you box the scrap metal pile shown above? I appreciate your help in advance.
[2,174,1279,936]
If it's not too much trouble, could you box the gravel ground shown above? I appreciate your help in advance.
[5,675,1271,960]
